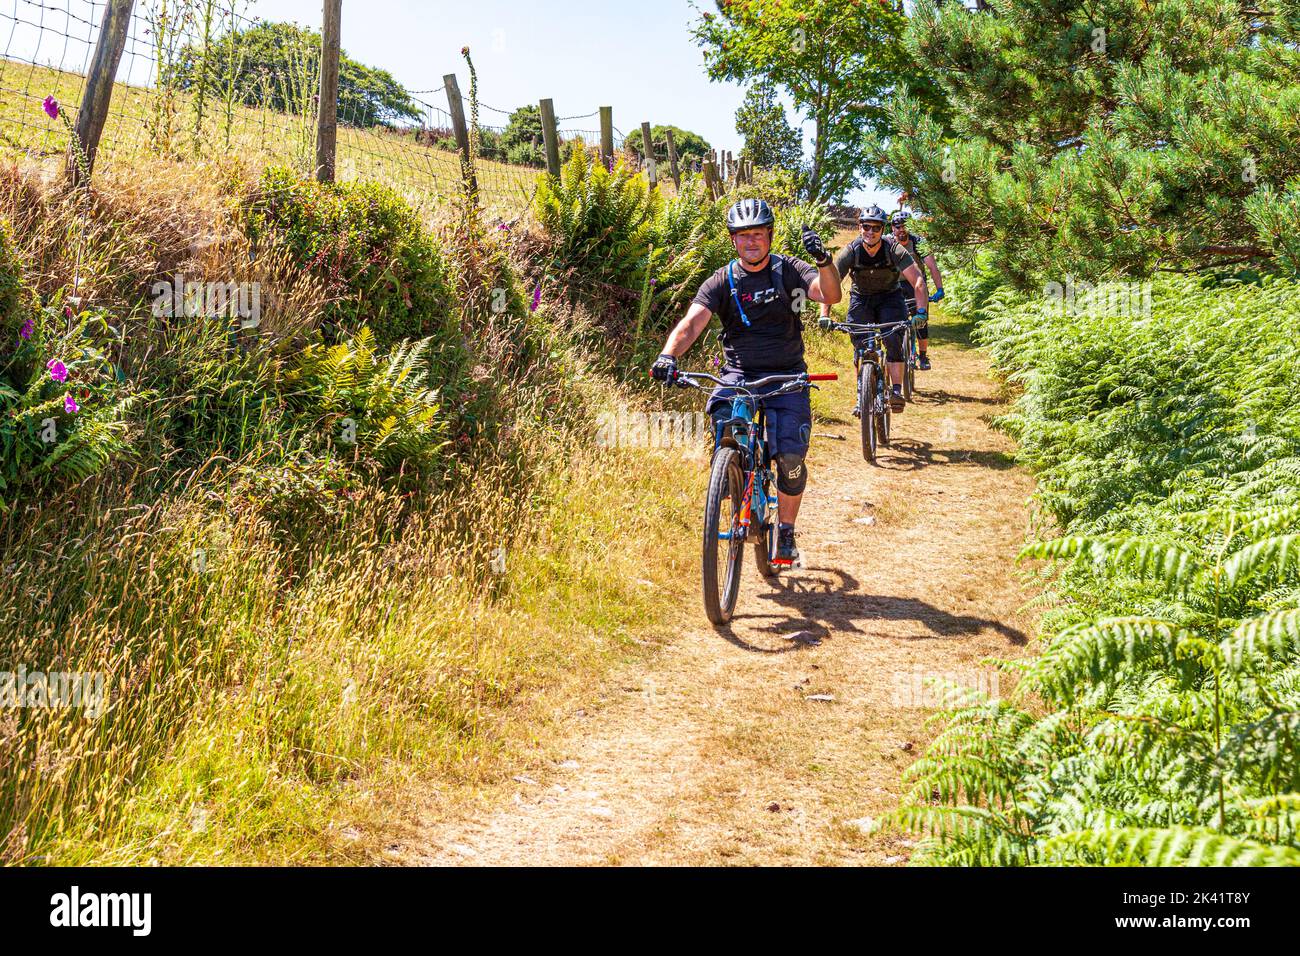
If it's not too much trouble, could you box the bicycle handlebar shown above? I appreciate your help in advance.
[673,370,836,398]
[823,319,913,334]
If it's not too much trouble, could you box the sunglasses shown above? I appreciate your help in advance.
[860,223,883,232]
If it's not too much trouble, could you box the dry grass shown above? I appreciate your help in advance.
[1,365,705,864]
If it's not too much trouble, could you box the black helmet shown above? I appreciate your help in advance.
[858,204,887,225]
[890,211,911,227]
[726,198,775,233]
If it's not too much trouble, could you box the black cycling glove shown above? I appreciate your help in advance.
[650,353,678,383]
[801,225,831,267]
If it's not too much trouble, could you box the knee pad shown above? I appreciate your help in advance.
[775,453,808,495]
[916,321,929,338]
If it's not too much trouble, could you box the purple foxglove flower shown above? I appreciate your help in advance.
[64,393,79,414]
[18,317,35,340]
[42,95,59,120]
[530,281,541,313]
[47,359,68,382]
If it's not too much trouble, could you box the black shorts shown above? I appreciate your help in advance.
[900,286,929,338]
[706,368,812,458]
[848,290,907,363]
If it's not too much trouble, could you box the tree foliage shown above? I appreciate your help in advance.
[735,79,805,178]
[626,125,712,167]
[869,1,1300,287]
[691,0,944,202]
[170,21,422,128]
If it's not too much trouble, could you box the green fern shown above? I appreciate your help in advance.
[286,327,449,485]
[889,266,1300,866]
[1039,826,1300,866]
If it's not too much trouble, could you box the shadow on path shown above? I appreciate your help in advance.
[717,567,1027,649]
[878,438,1017,472]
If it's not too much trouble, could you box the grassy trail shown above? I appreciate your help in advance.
[392,313,1041,866]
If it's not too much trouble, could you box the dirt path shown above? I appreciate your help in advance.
[401,319,1038,866]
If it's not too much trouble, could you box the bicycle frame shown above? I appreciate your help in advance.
[714,395,772,542]
[676,370,834,547]
[853,329,891,394]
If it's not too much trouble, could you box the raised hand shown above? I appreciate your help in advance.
[801,225,831,267]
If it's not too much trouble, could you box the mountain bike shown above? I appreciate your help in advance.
[674,370,837,625]
[822,319,910,465]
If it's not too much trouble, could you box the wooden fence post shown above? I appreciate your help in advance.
[664,127,681,191]
[703,157,720,200]
[539,99,561,176]
[70,0,135,184]
[315,0,342,182]
[444,73,478,193]
[599,106,613,168]
[640,122,657,189]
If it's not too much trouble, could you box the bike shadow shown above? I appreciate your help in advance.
[717,566,1027,650]
[915,388,1003,407]
[880,438,1017,472]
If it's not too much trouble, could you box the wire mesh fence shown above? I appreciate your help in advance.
[0,0,663,221]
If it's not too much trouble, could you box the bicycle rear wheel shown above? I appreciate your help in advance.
[860,363,878,464]
[702,447,746,624]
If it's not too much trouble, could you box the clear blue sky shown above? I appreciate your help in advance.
[6,0,888,206]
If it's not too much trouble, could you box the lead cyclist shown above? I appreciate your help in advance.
[650,198,841,566]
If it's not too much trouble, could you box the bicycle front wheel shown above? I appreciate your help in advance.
[879,365,893,450]
[754,518,778,579]
[860,363,878,464]
[903,327,916,402]
[702,447,746,624]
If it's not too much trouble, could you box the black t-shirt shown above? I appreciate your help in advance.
[692,255,819,374]
[834,235,915,296]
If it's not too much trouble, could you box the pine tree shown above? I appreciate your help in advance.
[869,0,1300,287]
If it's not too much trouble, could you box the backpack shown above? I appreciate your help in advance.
[850,236,909,293]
